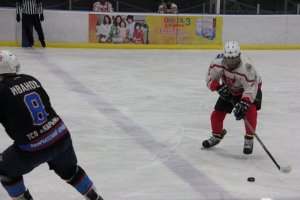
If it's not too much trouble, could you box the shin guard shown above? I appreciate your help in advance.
[1,176,26,198]
[67,166,93,195]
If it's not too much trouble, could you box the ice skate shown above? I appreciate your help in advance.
[202,129,227,148]
[243,135,254,154]
[12,190,33,200]
[85,187,103,200]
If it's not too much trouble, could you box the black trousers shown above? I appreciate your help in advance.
[22,14,45,45]
[0,135,77,177]
[214,89,263,113]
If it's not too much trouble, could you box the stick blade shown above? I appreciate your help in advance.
[280,165,292,173]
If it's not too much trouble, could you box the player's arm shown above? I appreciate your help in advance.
[108,2,114,12]
[158,5,164,13]
[206,57,223,91]
[16,0,22,22]
[171,4,178,13]
[240,64,259,104]
[92,2,98,11]
[206,62,233,100]
[234,64,258,120]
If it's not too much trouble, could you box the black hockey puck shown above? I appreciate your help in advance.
[247,177,255,182]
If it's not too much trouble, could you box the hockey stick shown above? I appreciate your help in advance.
[231,101,292,173]
[243,119,291,173]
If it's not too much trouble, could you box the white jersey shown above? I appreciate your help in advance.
[93,1,114,12]
[158,3,178,14]
[206,54,262,103]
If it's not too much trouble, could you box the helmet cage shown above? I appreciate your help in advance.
[223,56,241,69]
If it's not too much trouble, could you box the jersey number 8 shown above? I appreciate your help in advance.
[24,92,49,126]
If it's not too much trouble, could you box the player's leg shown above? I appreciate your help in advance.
[0,176,33,200]
[243,104,256,154]
[202,110,227,148]
[202,97,234,148]
[61,165,103,200]
[22,14,34,47]
[0,148,34,200]
[32,14,46,48]
[48,138,103,200]
[243,89,262,154]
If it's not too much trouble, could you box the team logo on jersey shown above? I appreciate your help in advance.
[246,63,252,72]
[223,75,235,86]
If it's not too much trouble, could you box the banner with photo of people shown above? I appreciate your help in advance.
[89,14,149,44]
[89,13,223,45]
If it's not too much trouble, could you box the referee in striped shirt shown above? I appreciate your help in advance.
[16,0,46,48]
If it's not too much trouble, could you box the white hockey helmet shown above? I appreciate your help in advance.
[222,41,241,69]
[0,50,20,74]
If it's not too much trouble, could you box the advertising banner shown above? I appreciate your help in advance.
[146,15,223,45]
[89,13,149,44]
[89,13,223,45]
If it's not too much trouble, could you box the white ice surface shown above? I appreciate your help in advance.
[0,48,299,200]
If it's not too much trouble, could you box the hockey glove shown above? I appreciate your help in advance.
[16,14,20,22]
[40,14,44,21]
[217,85,232,101]
[234,100,250,120]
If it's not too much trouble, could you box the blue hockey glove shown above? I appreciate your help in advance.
[217,85,232,101]
[234,100,250,120]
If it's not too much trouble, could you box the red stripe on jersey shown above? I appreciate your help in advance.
[209,64,256,83]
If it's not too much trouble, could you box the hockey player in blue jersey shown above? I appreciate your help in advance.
[0,50,103,200]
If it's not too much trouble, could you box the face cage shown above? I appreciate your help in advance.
[223,55,241,70]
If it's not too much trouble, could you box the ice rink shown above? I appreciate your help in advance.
[0,47,299,200]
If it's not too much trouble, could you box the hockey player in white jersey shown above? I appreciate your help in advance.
[203,41,262,154]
